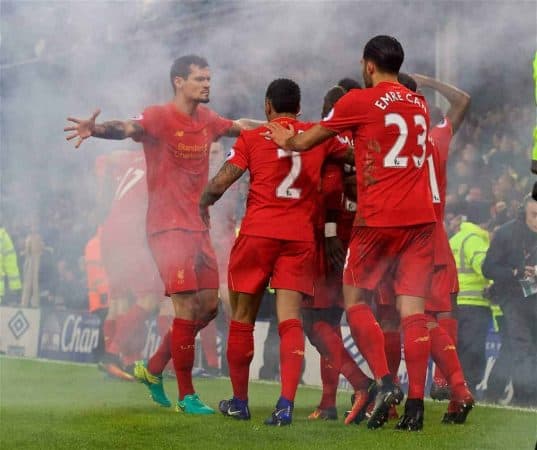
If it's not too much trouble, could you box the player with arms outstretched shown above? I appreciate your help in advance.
[265,36,436,431]
[64,54,259,415]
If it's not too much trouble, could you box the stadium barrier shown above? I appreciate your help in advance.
[0,306,502,397]
[38,308,100,363]
[0,306,41,357]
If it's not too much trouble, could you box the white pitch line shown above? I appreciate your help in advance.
[2,355,536,414]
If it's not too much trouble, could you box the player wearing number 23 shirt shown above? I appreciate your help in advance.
[264,36,436,431]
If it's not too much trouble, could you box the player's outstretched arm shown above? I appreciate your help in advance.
[64,109,145,148]
[263,123,336,152]
[412,74,470,134]
[226,118,266,137]
[199,162,245,227]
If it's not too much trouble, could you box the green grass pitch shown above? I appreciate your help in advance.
[1,357,536,449]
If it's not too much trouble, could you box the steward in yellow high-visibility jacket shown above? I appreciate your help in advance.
[449,214,492,393]
[0,227,22,303]
[450,221,491,308]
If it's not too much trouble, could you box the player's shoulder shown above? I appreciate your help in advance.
[135,104,168,123]
[196,104,230,124]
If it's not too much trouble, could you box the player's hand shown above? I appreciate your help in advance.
[261,122,295,150]
[524,265,537,278]
[199,205,211,228]
[64,109,100,148]
[325,236,345,273]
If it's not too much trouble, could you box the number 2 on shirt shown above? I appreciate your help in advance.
[276,148,302,199]
[383,113,427,168]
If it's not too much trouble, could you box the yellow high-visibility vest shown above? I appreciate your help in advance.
[0,227,22,299]
[449,222,491,308]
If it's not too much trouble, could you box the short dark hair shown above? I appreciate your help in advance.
[363,35,404,74]
[398,72,417,92]
[322,86,346,119]
[170,54,208,91]
[337,78,362,92]
[265,78,300,114]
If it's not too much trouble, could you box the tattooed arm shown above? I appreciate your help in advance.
[199,162,245,227]
[64,109,145,148]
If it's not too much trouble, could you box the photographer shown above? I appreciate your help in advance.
[482,194,537,406]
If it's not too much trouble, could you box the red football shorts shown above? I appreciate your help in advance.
[101,228,163,299]
[426,265,453,312]
[304,233,344,309]
[148,229,218,296]
[228,234,315,296]
[447,255,459,294]
[343,224,435,298]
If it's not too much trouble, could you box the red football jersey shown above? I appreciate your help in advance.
[135,103,233,235]
[102,151,148,239]
[322,81,436,227]
[428,117,453,266]
[227,117,346,242]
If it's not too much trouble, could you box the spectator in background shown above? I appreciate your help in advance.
[54,257,88,310]
[448,201,492,395]
[0,224,22,305]
[482,194,537,406]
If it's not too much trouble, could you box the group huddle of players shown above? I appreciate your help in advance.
[64,34,473,432]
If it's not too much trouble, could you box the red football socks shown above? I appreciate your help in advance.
[439,317,458,345]
[402,314,431,399]
[383,330,402,380]
[429,324,468,398]
[147,329,171,375]
[279,319,304,402]
[109,304,151,357]
[312,320,369,391]
[319,357,339,409]
[346,304,389,380]
[171,318,197,400]
[433,317,458,384]
[227,320,254,401]
[200,320,219,369]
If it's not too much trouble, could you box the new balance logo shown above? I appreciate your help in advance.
[414,336,430,343]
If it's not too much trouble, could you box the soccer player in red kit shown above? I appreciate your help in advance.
[303,81,374,425]
[409,73,475,423]
[64,54,259,415]
[97,150,166,383]
[200,78,349,425]
[265,36,436,431]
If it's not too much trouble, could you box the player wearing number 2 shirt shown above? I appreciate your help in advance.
[200,78,348,426]
[265,36,435,431]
